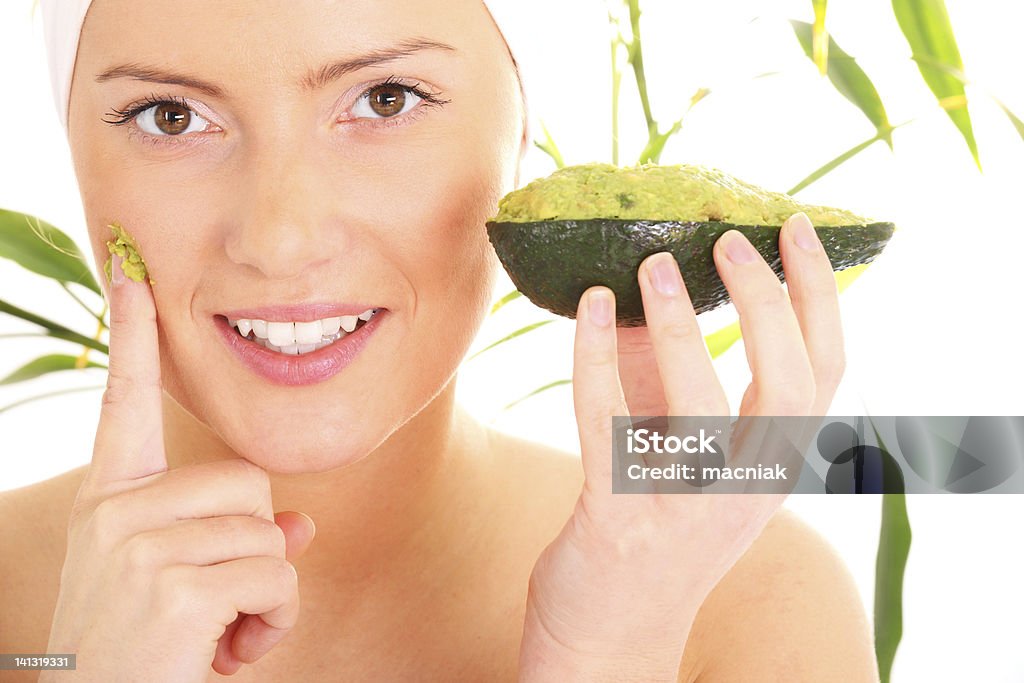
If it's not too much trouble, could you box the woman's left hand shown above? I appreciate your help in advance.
[517,212,846,681]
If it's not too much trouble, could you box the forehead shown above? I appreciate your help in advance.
[77,0,499,89]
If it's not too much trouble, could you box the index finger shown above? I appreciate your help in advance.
[86,249,167,493]
[573,286,631,493]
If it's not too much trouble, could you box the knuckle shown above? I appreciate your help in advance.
[101,369,161,408]
[88,496,130,549]
[153,565,201,620]
[100,375,130,409]
[578,342,617,370]
[763,385,815,415]
[654,316,700,343]
[271,558,299,593]
[257,517,288,558]
[802,280,839,305]
[122,532,159,572]
[754,283,791,308]
[582,410,611,438]
[680,397,728,416]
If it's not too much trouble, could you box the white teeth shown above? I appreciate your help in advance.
[230,308,381,355]
[340,315,358,333]
[321,316,341,336]
[294,320,323,344]
[267,321,296,346]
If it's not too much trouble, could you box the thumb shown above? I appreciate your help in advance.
[275,511,316,562]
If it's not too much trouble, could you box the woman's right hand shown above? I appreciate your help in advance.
[41,253,316,681]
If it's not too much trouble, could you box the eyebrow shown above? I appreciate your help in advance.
[94,38,458,97]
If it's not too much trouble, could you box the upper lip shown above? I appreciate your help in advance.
[219,303,384,322]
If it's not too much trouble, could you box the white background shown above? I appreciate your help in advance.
[2,1,1023,680]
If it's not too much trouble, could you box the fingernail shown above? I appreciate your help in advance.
[298,512,316,536]
[588,289,613,327]
[646,252,682,296]
[789,212,819,251]
[722,230,758,264]
[110,253,125,285]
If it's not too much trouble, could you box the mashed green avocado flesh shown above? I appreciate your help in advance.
[492,162,873,227]
[103,222,152,285]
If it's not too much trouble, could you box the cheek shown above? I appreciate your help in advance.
[75,143,212,292]
[74,146,222,419]
[404,152,501,321]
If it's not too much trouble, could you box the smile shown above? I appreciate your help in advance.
[229,309,380,355]
[214,306,386,386]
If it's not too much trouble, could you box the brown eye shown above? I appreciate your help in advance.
[367,84,407,117]
[153,102,191,134]
[133,100,210,137]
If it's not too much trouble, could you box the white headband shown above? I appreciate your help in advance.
[39,0,532,145]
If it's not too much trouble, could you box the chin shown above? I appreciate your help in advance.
[224,413,382,475]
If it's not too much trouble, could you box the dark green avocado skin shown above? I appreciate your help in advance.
[485,219,895,327]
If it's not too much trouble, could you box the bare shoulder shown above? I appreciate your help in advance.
[485,426,584,502]
[0,467,87,673]
[681,508,878,682]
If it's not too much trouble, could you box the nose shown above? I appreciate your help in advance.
[224,132,349,280]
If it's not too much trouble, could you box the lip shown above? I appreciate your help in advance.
[220,302,379,322]
[214,309,386,386]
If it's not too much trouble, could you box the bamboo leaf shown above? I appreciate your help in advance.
[788,134,884,196]
[490,289,522,315]
[467,320,554,362]
[533,120,566,169]
[811,0,829,75]
[0,299,109,354]
[60,281,108,328]
[867,418,912,683]
[906,52,1024,144]
[0,354,106,385]
[836,262,870,292]
[995,98,1024,143]
[502,378,572,412]
[0,209,101,295]
[791,20,893,149]
[705,320,742,359]
[891,0,980,170]
[701,262,872,360]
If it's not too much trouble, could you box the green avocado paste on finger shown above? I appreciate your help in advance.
[491,162,874,227]
[104,222,153,285]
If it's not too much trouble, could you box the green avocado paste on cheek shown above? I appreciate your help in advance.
[491,162,874,227]
[103,222,153,285]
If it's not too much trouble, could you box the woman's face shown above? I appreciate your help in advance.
[68,0,524,472]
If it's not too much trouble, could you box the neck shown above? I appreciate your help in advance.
[161,379,498,590]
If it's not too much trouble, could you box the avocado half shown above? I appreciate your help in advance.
[485,162,895,327]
